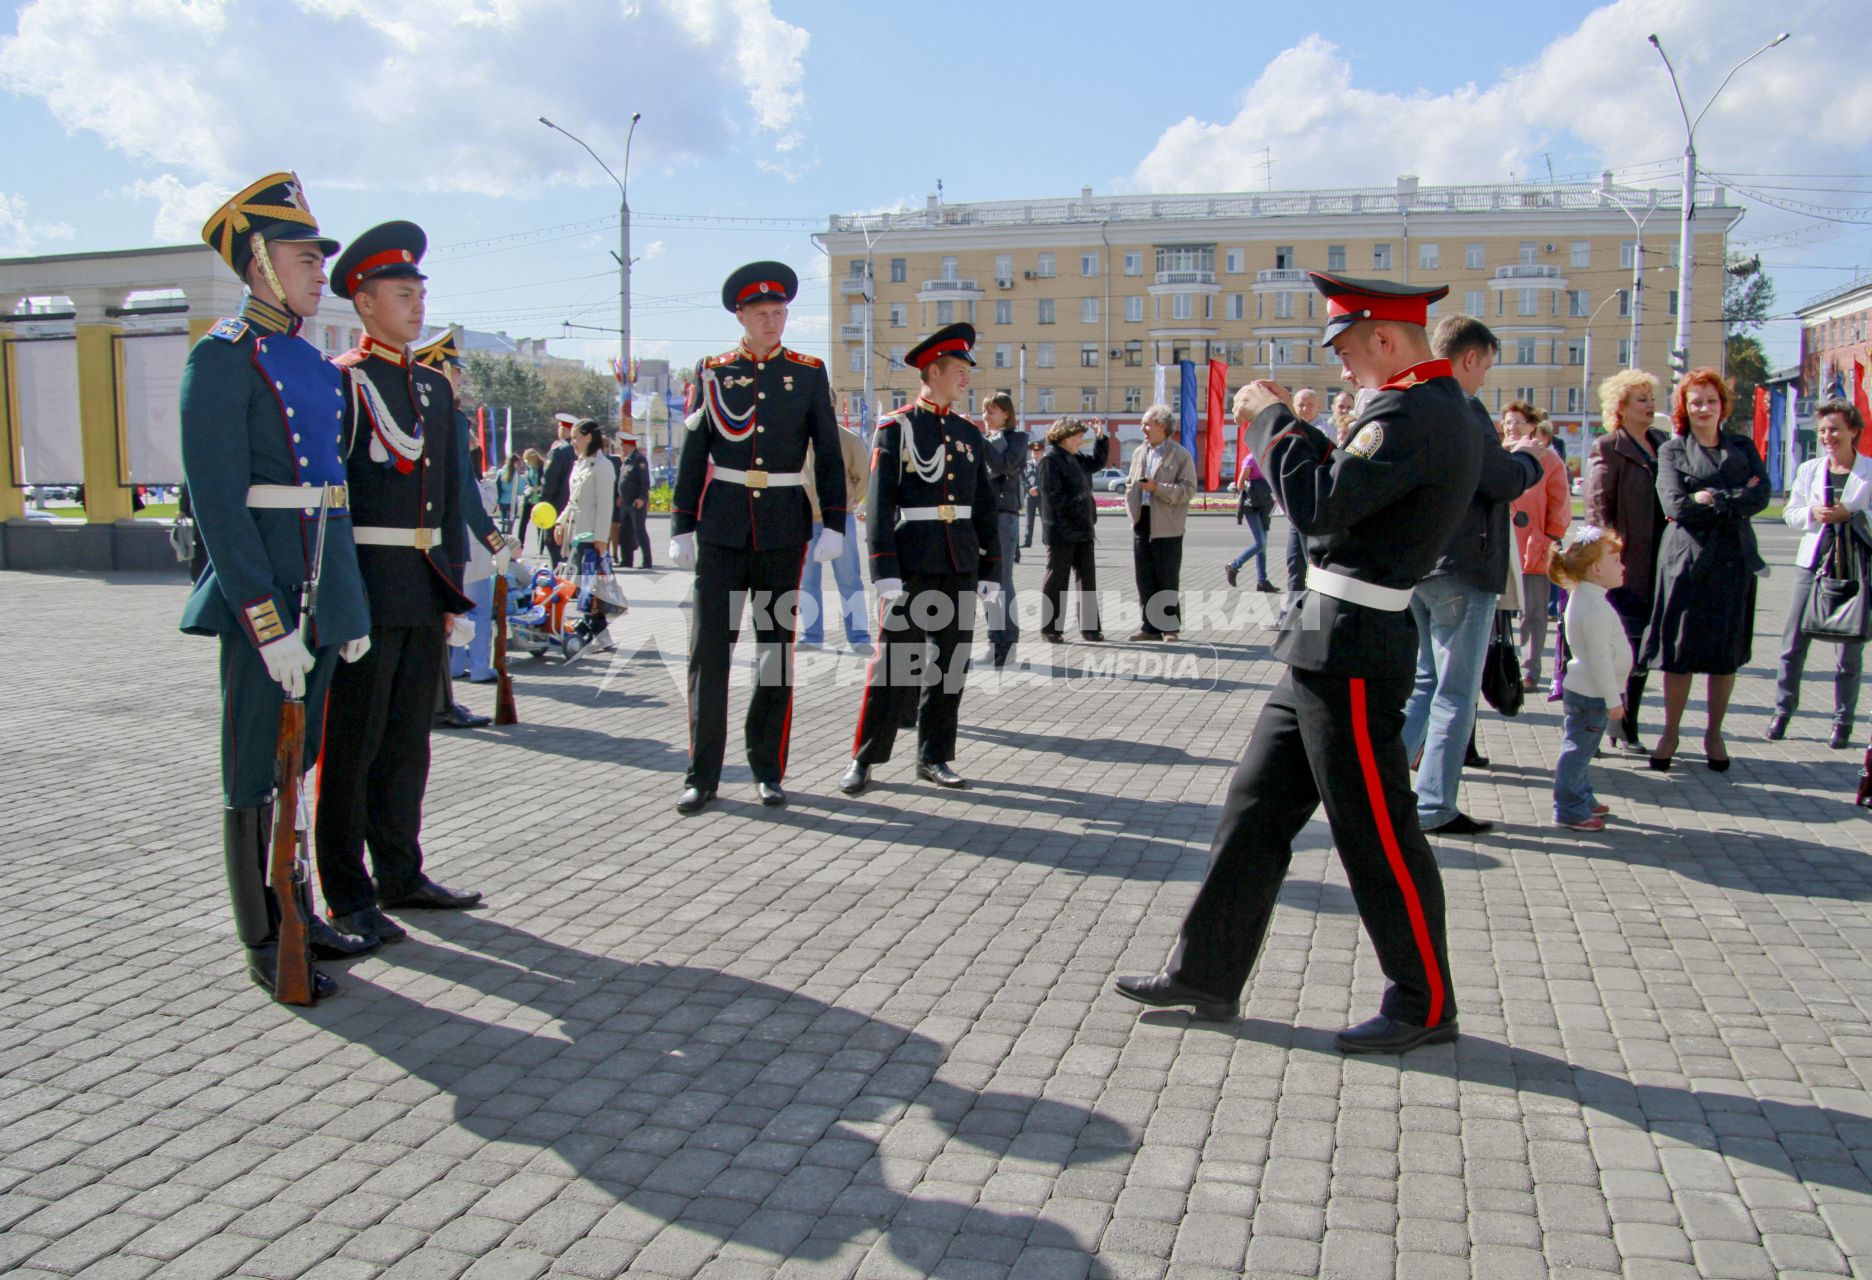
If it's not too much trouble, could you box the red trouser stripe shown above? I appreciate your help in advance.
[851,595,891,755]
[777,544,808,778]
[1348,676,1446,1027]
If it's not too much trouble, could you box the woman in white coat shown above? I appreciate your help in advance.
[554,419,620,652]
[1769,399,1872,747]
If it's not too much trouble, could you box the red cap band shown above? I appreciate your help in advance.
[348,248,416,293]
[736,279,786,305]
[1326,293,1428,327]
[911,337,971,370]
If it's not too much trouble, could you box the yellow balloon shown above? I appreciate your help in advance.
[530,502,558,529]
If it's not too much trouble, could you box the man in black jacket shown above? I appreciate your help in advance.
[1400,315,1542,836]
[539,412,577,566]
[978,391,1027,666]
[614,427,652,567]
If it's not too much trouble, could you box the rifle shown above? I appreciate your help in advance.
[268,492,334,1006]
[494,568,518,725]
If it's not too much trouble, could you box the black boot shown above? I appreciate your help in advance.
[223,806,335,1002]
[1619,668,1649,749]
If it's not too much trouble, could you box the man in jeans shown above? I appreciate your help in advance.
[800,420,874,655]
[1402,316,1542,836]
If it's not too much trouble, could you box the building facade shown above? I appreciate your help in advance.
[817,175,1740,465]
[1797,273,1872,404]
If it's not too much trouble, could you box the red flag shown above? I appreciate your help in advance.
[475,405,487,466]
[1857,356,1872,459]
[1751,386,1769,459]
[1204,360,1228,491]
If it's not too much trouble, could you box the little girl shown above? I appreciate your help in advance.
[1549,527,1631,831]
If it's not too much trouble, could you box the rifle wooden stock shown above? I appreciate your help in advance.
[269,701,315,1006]
[494,573,518,725]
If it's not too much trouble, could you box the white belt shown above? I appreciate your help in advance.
[248,483,346,510]
[712,467,804,489]
[1308,566,1413,612]
[352,525,440,550]
[899,504,970,524]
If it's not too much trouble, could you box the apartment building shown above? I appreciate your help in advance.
[816,175,1741,458]
[1798,274,1872,402]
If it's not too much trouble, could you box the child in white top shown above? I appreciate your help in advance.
[1549,527,1633,830]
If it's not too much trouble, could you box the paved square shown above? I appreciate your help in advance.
[4,514,1871,1279]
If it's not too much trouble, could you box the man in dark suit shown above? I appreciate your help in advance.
[614,426,652,567]
[539,412,577,566]
[1116,272,1483,1056]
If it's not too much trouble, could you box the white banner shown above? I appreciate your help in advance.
[11,339,82,486]
[120,333,188,485]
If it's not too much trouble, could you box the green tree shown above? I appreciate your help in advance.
[460,355,617,455]
[1721,254,1776,432]
[1724,333,1770,433]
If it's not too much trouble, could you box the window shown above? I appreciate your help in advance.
[1566,387,1582,414]
[1154,245,1216,276]
[1275,292,1294,319]
[1516,385,1537,405]
[848,258,865,278]
[994,253,1012,283]
[1419,242,1439,270]
[1125,340,1143,367]
[1571,241,1590,268]
[994,300,1011,325]
[1619,241,1636,269]
[1668,290,1679,317]
[1037,252,1056,278]
[1373,243,1392,271]
[889,258,906,283]
[1171,294,1193,321]
[994,344,1011,369]
[1081,252,1099,277]
[1465,289,1486,316]
[1124,251,1142,276]
[849,349,863,373]
[1519,242,1538,266]
[1617,289,1630,318]
[1125,296,1144,323]
[1038,387,1055,412]
[1038,299,1056,324]
[885,303,903,328]
[1124,386,1142,411]
[847,303,863,325]
[1036,343,1056,368]
[1226,293,1245,321]
[1081,297,1099,324]
[891,347,906,368]
[1327,245,1346,272]
[1565,339,1585,366]
[1465,243,1485,270]
[1275,245,1295,269]
[1567,290,1588,318]
[1081,388,1099,411]
[936,301,954,325]
[965,389,977,414]
[939,255,958,281]
[1270,338,1294,365]
[890,390,907,410]
[1516,338,1537,365]
[1225,248,1245,273]
[1518,289,1538,316]
[1618,338,1632,366]
[1081,344,1100,368]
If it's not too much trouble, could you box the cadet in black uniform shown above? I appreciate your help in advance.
[614,427,652,567]
[315,222,484,948]
[838,323,1002,794]
[668,262,847,815]
[1116,273,1484,1055]
[181,172,378,998]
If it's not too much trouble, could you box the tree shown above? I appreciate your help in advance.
[1721,255,1776,433]
[461,355,616,455]
[1724,334,1770,434]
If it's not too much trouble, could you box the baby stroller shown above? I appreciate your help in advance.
[506,564,583,662]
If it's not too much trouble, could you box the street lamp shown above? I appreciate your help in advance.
[1580,289,1625,441]
[540,110,642,440]
[1649,30,1789,383]
[1602,184,1666,371]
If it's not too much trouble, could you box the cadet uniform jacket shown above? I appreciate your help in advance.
[866,396,1002,584]
[1244,360,1482,679]
[336,337,474,625]
[671,341,846,550]
[615,449,650,512]
[178,295,369,650]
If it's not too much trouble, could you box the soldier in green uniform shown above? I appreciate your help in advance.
[180,172,378,999]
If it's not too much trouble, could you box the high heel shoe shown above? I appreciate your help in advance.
[1704,734,1731,773]
[1648,734,1678,772]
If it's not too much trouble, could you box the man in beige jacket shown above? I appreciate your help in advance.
[1125,403,1198,641]
[801,423,875,653]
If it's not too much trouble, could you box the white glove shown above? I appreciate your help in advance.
[339,636,371,664]
[670,532,697,570]
[875,577,905,601]
[258,629,314,700]
[813,528,844,564]
[449,617,475,649]
[978,581,1003,603]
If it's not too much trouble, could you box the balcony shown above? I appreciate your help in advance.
[1154,270,1215,286]
[1255,268,1310,285]
[839,325,866,341]
[1495,264,1563,279]
[838,278,869,297]
[918,277,980,293]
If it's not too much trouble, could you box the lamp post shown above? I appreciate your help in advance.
[1649,30,1789,383]
[854,218,890,438]
[540,111,642,442]
[1580,289,1625,444]
[1603,185,1665,372]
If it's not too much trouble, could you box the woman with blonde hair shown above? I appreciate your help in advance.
[1585,368,1666,752]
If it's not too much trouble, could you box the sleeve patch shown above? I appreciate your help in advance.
[207,318,249,343]
[245,599,287,644]
[1346,422,1385,459]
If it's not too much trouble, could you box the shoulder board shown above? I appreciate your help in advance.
[704,348,742,369]
[333,349,365,368]
[206,317,249,343]
[876,409,908,428]
[783,349,823,369]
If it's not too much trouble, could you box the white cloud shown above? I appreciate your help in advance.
[0,191,74,255]
[1131,1,1872,193]
[0,0,813,197]
[123,175,227,243]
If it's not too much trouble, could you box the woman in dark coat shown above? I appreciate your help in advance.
[1039,417,1106,641]
[1585,369,1667,751]
[1643,369,1769,771]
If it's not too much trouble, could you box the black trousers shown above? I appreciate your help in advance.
[1285,522,1308,593]
[1024,503,1042,546]
[316,622,445,915]
[1041,538,1100,637]
[686,540,808,789]
[217,635,339,808]
[1131,507,1183,636]
[619,506,653,567]
[852,574,976,767]
[1168,667,1456,1028]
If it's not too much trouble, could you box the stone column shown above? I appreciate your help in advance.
[70,288,133,523]
[0,294,22,522]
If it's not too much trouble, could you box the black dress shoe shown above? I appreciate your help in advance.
[1765,714,1789,741]
[757,781,786,807]
[1082,631,1105,642]
[1831,724,1852,750]
[247,946,339,1001]
[838,761,870,795]
[380,878,483,910]
[1336,1014,1458,1055]
[1425,813,1493,836]
[1041,631,1064,644]
[334,905,407,945]
[1113,973,1238,1021]
[307,913,380,959]
[916,761,968,788]
[676,785,716,815]
[1463,747,1491,769]
[436,703,492,729]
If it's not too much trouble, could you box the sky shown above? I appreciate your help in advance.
[3,0,1869,376]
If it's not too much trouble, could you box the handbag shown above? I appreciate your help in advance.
[1800,516,1872,643]
[1479,610,1525,716]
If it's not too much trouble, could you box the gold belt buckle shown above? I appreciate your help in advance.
[744,469,769,490]
[413,528,435,550]
[937,503,956,523]
[329,484,347,508]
